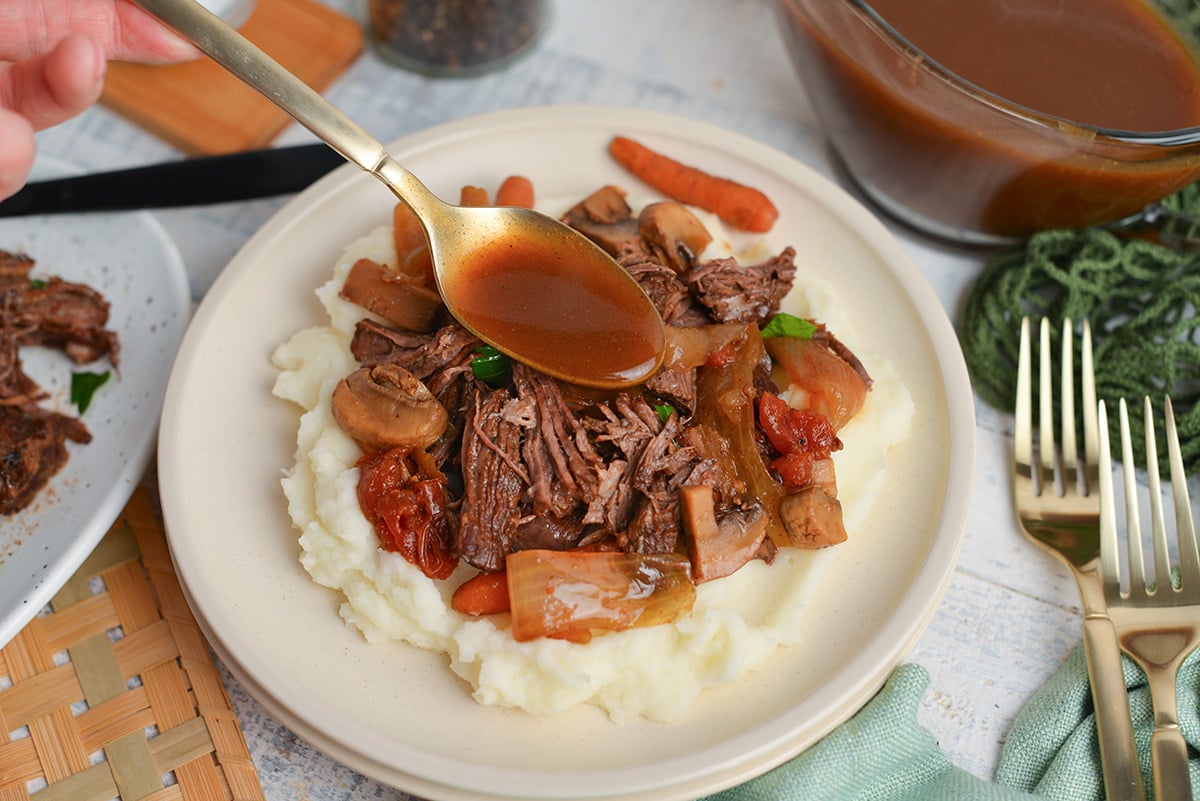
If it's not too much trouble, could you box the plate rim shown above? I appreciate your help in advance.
[0,155,191,648]
[158,104,975,800]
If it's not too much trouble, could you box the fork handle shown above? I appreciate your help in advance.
[1084,616,1147,801]
[1151,728,1193,801]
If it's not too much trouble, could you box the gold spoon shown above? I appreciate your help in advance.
[130,0,665,389]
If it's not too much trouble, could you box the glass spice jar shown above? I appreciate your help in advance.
[368,0,550,77]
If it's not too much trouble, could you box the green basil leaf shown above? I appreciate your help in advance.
[71,371,111,414]
[761,312,818,340]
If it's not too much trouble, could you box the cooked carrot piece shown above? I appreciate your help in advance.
[494,175,535,209]
[608,135,778,233]
[459,185,490,207]
[393,202,427,259]
[451,570,511,616]
[401,245,435,287]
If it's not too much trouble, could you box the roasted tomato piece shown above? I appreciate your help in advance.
[758,391,841,488]
[357,446,457,580]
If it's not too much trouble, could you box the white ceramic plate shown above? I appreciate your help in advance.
[157,106,974,801]
[0,157,190,647]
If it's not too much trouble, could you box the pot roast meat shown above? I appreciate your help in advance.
[340,181,869,600]
[6,276,119,366]
[619,257,701,326]
[0,251,118,515]
[643,364,697,417]
[0,405,70,514]
[0,251,35,285]
[621,412,699,554]
[688,246,797,325]
[351,320,479,384]
[512,363,604,517]
[457,388,526,571]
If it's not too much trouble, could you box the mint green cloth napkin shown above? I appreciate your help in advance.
[704,647,1200,801]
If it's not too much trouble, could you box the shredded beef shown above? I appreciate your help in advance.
[457,388,526,571]
[644,365,697,417]
[688,246,797,325]
[619,256,699,326]
[0,251,118,514]
[511,363,603,517]
[351,320,479,383]
[0,406,70,514]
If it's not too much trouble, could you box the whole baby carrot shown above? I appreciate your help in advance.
[459,185,490,207]
[608,135,778,233]
[494,175,535,209]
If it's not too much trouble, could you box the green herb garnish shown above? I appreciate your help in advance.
[471,346,512,387]
[760,312,818,340]
[70,371,111,414]
[28,278,46,289]
[653,403,675,424]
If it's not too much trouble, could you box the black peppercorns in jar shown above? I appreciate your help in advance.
[368,0,550,77]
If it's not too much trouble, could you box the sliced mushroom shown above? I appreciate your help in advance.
[340,257,443,333]
[332,363,449,453]
[680,485,768,583]
[638,201,713,274]
[776,485,848,549]
[560,185,642,256]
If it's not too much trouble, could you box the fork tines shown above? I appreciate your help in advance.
[1100,396,1200,601]
[1015,316,1098,498]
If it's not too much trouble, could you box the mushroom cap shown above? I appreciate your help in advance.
[638,201,713,274]
[331,363,449,453]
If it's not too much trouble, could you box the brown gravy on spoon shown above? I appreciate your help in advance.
[448,233,664,388]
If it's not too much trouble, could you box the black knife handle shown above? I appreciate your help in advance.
[0,143,345,217]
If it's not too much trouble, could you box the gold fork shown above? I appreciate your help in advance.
[1014,317,1145,801]
[1100,395,1200,801]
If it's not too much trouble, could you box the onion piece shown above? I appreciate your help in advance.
[505,550,695,642]
[765,336,867,430]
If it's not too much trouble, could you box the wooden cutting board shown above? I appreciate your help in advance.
[101,0,364,155]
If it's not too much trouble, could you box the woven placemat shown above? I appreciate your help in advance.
[0,486,265,801]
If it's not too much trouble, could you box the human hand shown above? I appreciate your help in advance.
[0,0,198,201]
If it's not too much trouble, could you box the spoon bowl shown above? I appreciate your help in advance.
[132,0,665,389]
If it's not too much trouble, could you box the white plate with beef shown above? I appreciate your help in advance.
[157,106,974,800]
[0,158,190,648]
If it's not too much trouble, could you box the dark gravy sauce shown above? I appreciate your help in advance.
[779,0,1200,238]
[870,0,1200,132]
[449,233,664,388]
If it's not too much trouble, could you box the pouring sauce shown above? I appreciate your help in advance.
[447,233,665,388]
[778,0,1200,239]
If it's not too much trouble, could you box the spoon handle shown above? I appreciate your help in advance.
[130,0,438,212]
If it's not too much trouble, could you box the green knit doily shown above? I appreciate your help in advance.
[960,185,1200,475]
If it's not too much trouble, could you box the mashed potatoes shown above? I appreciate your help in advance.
[271,205,914,723]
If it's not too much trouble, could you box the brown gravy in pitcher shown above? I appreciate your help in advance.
[778,0,1200,237]
[867,0,1200,131]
